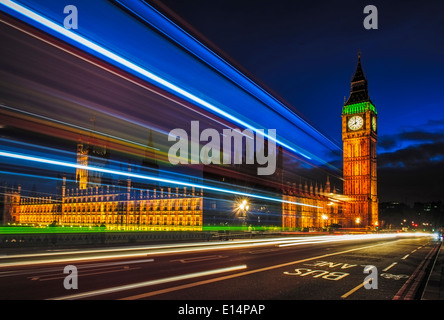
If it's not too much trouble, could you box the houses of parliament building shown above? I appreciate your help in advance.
[1,54,378,231]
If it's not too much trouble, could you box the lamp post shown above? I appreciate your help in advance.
[322,214,329,230]
[237,199,249,227]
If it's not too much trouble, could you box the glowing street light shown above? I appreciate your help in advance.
[235,198,250,228]
[239,200,246,210]
[239,199,249,211]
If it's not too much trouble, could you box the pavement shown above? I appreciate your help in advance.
[422,240,444,300]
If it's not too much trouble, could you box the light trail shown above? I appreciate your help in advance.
[116,0,342,155]
[0,0,312,160]
[0,236,324,259]
[0,16,266,163]
[0,252,153,268]
[0,233,434,268]
[277,232,433,247]
[0,259,155,278]
[61,240,415,300]
[0,236,332,267]
[0,104,160,151]
[278,233,397,247]
[0,150,321,208]
[48,264,248,300]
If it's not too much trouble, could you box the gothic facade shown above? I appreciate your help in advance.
[342,53,379,228]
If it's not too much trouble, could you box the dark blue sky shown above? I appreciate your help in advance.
[154,0,444,203]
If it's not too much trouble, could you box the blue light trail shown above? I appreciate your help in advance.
[0,150,321,208]
[0,0,313,160]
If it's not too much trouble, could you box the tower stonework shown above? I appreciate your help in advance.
[342,53,378,228]
[76,139,89,190]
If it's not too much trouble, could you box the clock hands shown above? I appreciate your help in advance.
[348,116,363,130]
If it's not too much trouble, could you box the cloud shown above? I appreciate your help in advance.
[379,135,399,151]
[399,131,444,143]
[379,128,444,152]
[379,141,444,168]
[424,119,444,127]
[378,128,444,203]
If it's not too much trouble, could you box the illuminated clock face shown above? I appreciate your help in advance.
[348,115,364,131]
[372,116,377,131]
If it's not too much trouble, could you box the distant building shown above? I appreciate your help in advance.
[413,201,442,227]
[282,177,344,230]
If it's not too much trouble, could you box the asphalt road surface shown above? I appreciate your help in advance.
[0,233,440,303]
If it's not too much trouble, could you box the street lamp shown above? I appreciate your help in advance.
[235,198,250,227]
[322,214,329,229]
[239,199,249,211]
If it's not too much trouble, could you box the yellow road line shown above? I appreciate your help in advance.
[121,241,397,300]
[341,278,373,299]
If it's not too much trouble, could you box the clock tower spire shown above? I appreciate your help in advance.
[342,52,378,228]
[344,51,373,107]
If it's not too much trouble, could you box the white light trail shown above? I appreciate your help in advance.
[0,233,433,268]
[277,232,433,247]
[0,236,331,267]
[48,264,247,300]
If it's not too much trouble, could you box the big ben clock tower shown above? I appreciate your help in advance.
[342,52,378,228]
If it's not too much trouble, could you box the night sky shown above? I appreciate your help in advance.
[152,0,444,204]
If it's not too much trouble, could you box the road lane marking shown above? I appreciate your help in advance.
[341,277,373,299]
[380,273,408,280]
[120,241,401,300]
[29,266,141,281]
[394,243,440,300]
[0,259,154,278]
[40,266,141,281]
[382,262,397,272]
[401,254,409,260]
[248,249,278,254]
[78,259,154,268]
[47,265,247,300]
[170,255,227,263]
[283,268,349,280]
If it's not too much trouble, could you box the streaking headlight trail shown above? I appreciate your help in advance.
[0,150,320,208]
[0,0,313,161]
